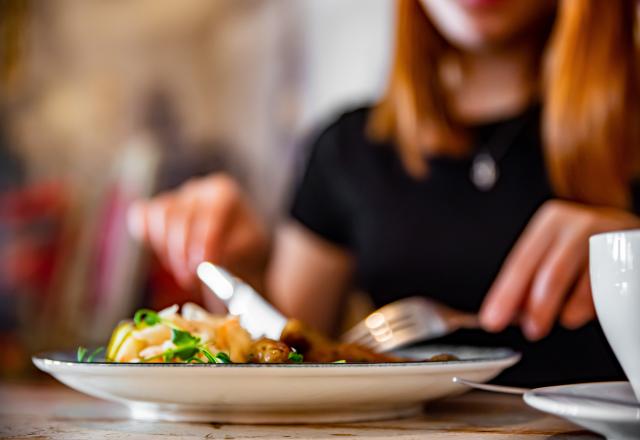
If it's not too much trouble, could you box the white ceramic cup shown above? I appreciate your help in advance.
[589,230,640,401]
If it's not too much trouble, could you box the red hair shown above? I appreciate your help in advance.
[370,0,640,208]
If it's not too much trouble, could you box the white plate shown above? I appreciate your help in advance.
[524,382,640,440]
[34,345,519,424]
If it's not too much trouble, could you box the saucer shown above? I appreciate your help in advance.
[523,381,640,440]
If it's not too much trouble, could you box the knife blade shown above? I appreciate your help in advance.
[196,262,288,340]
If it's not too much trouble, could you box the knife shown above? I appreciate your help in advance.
[196,262,288,340]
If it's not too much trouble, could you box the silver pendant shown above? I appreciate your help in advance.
[470,152,499,191]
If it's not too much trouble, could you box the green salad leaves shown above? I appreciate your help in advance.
[133,309,162,327]
[77,346,105,363]
[287,351,304,363]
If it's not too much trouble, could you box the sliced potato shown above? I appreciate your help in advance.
[106,321,134,361]
[113,333,146,362]
[133,324,171,346]
[215,318,253,363]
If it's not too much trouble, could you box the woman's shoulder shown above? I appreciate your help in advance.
[303,105,379,166]
[318,105,372,141]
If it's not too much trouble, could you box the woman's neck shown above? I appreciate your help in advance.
[446,42,541,125]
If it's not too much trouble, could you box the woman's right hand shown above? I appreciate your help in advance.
[127,174,270,291]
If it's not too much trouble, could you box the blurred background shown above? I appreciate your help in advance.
[0,0,393,377]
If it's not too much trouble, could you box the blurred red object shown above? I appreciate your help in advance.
[0,181,66,377]
[0,181,66,297]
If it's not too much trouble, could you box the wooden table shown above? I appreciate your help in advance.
[0,381,600,439]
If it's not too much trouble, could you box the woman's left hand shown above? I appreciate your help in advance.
[479,199,640,341]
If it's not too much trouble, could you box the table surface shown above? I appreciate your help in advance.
[0,381,600,440]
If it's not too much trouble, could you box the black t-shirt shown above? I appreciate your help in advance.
[291,106,625,386]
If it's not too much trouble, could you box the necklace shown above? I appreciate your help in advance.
[469,111,533,191]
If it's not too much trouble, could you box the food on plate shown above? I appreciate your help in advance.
[98,303,458,364]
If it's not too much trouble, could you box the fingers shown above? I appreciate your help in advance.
[186,181,238,272]
[480,200,600,341]
[126,174,245,290]
[127,201,148,242]
[522,228,587,340]
[479,207,556,333]
[560,269,595,329]
[128,196,177,273]
[146,194,174,270]
[166,196,198,288]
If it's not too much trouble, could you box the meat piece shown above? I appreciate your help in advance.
[305,342,403,363]
[280,319,401,363]
[249,338,291,363]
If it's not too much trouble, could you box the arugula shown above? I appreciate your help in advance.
[212,352,231,363]
[201,349,218,363]
[288,351,304,363]
[174,347,201,361]
[199,348,230,364]
[133,309,162,327]
[77,346,105,363]
[87,347,105,362]
[171,328,200,346]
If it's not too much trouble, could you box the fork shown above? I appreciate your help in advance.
[341,296,480,352]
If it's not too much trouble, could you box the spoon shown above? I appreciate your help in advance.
[452,377,640,409]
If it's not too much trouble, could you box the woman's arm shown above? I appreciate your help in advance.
[267,221,353,334]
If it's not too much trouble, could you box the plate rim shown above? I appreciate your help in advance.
[523,381,640,422]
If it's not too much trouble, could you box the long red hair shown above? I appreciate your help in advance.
[370,0,639,208]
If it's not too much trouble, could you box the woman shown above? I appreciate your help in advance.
[128,0,640,385]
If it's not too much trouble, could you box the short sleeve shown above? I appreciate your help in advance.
[289,119,351,247]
